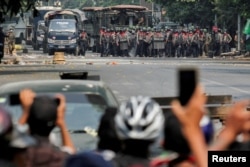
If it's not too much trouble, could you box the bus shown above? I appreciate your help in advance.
[82,5,152,52]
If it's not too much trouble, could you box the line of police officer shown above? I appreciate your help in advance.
[98,26,232,58]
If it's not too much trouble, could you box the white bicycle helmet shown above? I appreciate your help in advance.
[115,96,164,140]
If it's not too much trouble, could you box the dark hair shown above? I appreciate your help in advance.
[27,96,58,137]
[122,139,153,158]
[163,111,191,154]
[97,107,122,153]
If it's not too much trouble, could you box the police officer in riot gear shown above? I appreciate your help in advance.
[7,27,15,55]
[0,27,6,63]
[78,29,89,56]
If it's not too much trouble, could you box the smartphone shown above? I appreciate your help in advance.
[178,67,198,106]
[9,94,20,105]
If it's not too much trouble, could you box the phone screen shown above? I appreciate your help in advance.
[178,68,198,106]
[9,94,20,105]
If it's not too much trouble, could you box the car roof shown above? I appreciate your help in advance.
[0,80,108,95]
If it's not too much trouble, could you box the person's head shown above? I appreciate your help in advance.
[114,96,164,154]
[97,107,122,153]
[163,111,214,164]
[27,96,59,137]
[9,28,14,32]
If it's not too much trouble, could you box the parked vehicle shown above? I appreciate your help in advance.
[31,5,62,50]
[0,77,119,151]
[154,21,180,30]
[46,19,80,55]
[42,9,85,55]
[32,20,45,50]
[82,5,152,52]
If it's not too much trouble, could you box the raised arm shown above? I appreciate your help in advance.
[55,94,76,154]
[171,85,208,167]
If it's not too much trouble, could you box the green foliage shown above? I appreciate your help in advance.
[0,0,37,22]
[213,0,250,31]
[150,0,250,31]
[1,0,250,30]
[157,0,215,28]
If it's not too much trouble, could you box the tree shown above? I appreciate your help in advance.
[213,0,250,31]
[149,0,250,29]
[0,0,39,22]
[150,0,215,28]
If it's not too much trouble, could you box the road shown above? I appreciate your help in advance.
[1,45,250,103]
[1,45,250,134]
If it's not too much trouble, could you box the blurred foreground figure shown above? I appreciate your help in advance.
[0,106,36,167]
[112,96,165,167]
[65,107,122,167]
[18,89,75,167]
[151,84,250,167]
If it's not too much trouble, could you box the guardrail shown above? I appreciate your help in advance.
[152,95,249,124]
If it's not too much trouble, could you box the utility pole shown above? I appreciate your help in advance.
[151,2,154,26]
[214,14,217,27]
[237,13,241,51]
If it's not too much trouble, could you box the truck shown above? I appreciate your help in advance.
[42,9,85,55]
[82,5,152,52]
[33,20,45,50]
[46,19,79,55]
[31,5,62,50]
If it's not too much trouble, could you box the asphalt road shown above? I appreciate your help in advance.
[1,46,250,134]
[1,46,250,103]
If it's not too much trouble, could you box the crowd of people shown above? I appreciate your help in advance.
[98,26,238,58]
[0,75,250,167]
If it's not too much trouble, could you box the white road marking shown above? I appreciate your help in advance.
[202,78,250,94]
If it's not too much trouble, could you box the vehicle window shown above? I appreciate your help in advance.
[6,101,103,151]
[38,22,45,31]
[49,20,76,32]
[4,93,106,130]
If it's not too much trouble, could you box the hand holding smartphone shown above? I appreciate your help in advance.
[178,67,198,106]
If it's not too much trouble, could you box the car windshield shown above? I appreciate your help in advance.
[37,22,45,31]
[2,92,106,151]
[49,20,76,32]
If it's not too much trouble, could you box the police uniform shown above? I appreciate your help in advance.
[203,29,212,56]
[104,29,111,57]
[165,29,173,57]
[143,29,153,57]
[7,28,15,55]
[213,29,223,56]
[0,27,6,63]
[79,30,89,56]
[99,28,106,57]
[128,29,136,57]
[109,29,117,57]
[153,30,162,57]
[136,29,145,57]
[222,31,232,53]
[118,29,129,57]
